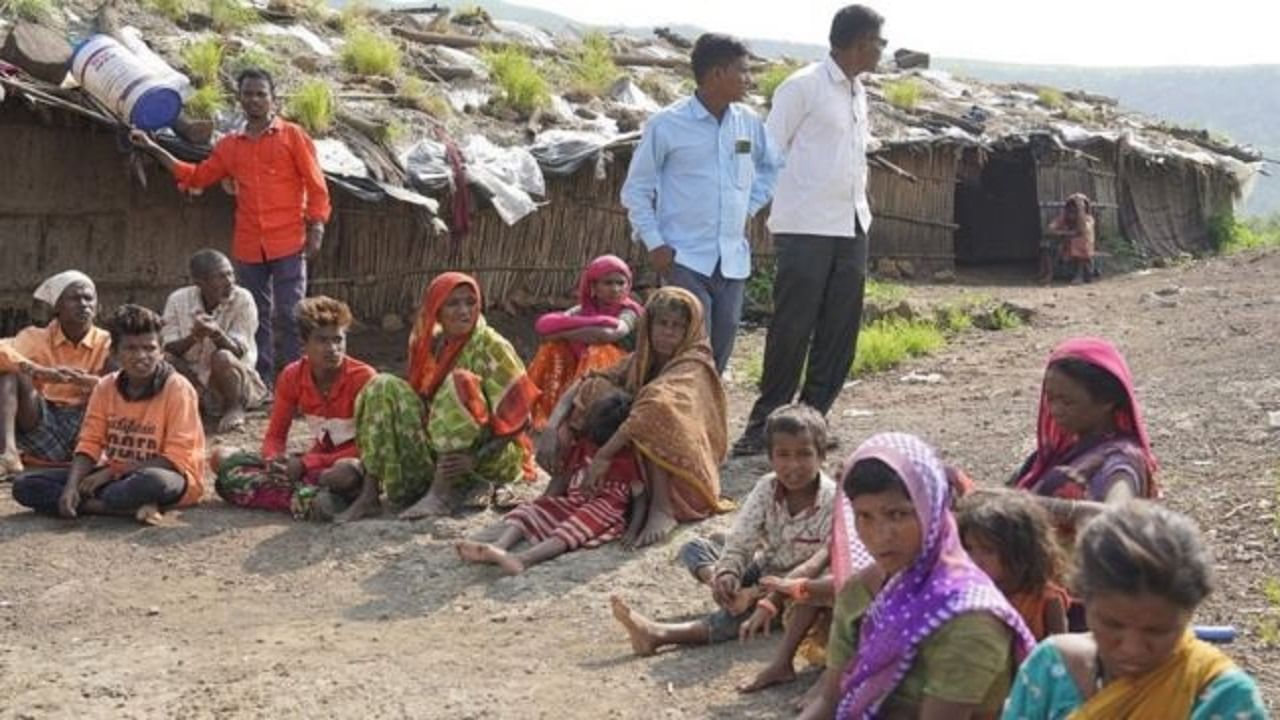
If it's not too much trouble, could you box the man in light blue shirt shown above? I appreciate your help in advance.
[621,33,781,373]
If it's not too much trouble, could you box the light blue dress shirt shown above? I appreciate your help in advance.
[620,95,781,280]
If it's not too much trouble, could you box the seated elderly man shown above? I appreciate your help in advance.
[162,249,268,433]
[0,271,112,479]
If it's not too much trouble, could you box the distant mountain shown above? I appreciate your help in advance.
[372,1,1277,216]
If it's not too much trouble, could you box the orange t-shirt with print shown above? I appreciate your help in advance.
[75,371,207,507]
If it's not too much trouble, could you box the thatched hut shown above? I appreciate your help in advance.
[0,2,1262,332]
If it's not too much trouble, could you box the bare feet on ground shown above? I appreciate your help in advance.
[725,587,760,617]
[135,504,179,527]
[737,662,797,694]
[216,407,247,434]
[628,509,676,549]
[454,540,525,575]
[335,488,380,524]
[609,595,660,657]
[0,452,23,480]
[399,486,453,521]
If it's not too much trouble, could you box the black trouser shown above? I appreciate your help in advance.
[742,230,868,440]
[12,466,186,515]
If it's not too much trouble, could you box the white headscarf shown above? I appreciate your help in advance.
[33,271,94,306]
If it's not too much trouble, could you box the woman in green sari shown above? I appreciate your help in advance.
[342,272,539,521]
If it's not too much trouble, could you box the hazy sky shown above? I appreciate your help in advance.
[511,0,1280,66]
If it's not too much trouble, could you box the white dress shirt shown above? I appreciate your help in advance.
[766,56,873,237]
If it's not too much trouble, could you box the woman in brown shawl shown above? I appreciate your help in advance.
[539,286,729,548]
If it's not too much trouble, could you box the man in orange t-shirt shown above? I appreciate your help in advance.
[131,68,331,389]
[0,271,112,479]
[11,305,206,524]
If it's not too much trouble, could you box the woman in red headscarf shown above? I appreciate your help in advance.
[346,273,539,521]
[1012,337,1158,540]
[526,255,643,432]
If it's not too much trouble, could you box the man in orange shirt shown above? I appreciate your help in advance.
[0,271,112,479]
[11,305,206,524]
[131,68,331,389]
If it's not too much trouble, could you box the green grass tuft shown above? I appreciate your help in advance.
[1211,211,1280,254]
[989,305,1023,330]
[225,46,282,78]
[865,278,907,304]
[484,47,550,114]
[208,0,259,33]
[184,85,226,119]
[936,304,973,334]
[566,32,620,97]
[180,38,224,87]
[882,78,923,111]
[756,62,800,104]
[851,318,945,377]
[285,79,336,134]
[400,77,452,118]
[340,25,401,77]
[0,0,53,22]
[1036,87,1064,109]
[145,0,190,22]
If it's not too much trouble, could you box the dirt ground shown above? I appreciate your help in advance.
[3,251,1279,719]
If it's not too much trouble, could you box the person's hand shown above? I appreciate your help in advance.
[19,362,70,385]
[76,466,114,497]
[582,455,609,497]
[56,368,100,391]
[739,602,775,643]
[647,245,675,275]
[712,572,741,608]
[760,575,802,599]
[129,129,159,152]
[305,223,325,260]
[437,453,476,483]
[58,482,80,519]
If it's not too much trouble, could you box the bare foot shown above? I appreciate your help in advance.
[334,488,380,524]
[399,485,454,521]
[609,595,660,657]
[135,504,179,527]
[630,509,677,549]
[216,406,247,434]
[737,662,797,694]
[455,539,488,563]
[0,452,23,481]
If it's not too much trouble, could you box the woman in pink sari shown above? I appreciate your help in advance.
[527,255,643,431]
[1012,337,1158,537]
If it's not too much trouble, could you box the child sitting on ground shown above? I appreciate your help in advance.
[957,490,1069,640]
[609,405,836,678]
[455,388,639,575]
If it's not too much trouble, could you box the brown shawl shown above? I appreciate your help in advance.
[577,286,729,520]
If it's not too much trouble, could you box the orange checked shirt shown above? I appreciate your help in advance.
[0,321,112,406]
[172,116,332,264]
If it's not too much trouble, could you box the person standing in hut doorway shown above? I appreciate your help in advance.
[621,33,781,375]
[733,6,884,457]
[131,68,331,391]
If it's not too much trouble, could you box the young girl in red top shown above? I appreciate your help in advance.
[213,296,375,519]
[957,490,1070,640]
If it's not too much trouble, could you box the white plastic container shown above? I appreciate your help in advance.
[69,34,182,130]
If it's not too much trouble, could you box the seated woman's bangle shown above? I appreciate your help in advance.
[794,579,811,602]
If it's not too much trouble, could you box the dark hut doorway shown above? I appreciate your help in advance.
[953,147,1042,267]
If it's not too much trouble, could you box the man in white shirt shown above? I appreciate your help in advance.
[734,6,885,455]
[162,249,268,433]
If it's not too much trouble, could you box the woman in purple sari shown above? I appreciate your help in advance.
[798,433,1034,720]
